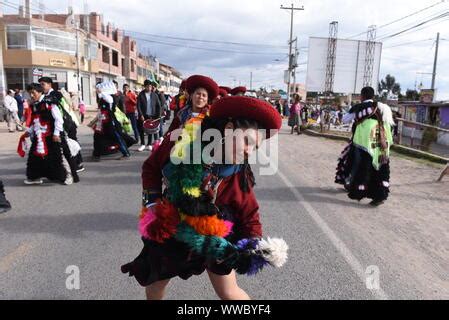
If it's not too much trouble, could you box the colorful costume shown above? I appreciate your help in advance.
[335,101,394,203]
[25,96,79,183]
[46,89,84,170]
[92,93,134,158]
[122,96,288,286]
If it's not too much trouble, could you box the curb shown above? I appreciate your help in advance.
[304,129,449,165]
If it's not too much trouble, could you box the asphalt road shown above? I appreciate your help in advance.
[0,121,448,300]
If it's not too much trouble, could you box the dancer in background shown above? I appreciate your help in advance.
[335,87,394,206]
[22,83,79,185]
[92,82,132,161]
[38,77,84,173]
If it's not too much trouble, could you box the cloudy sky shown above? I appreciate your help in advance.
[3,0,449,99]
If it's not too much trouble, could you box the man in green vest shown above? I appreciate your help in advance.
[336,87,395,206]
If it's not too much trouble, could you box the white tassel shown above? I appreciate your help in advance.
[377,102,396,127]
[258,237,289,268]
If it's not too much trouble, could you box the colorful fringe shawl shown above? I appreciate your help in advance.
[138,112,288,275]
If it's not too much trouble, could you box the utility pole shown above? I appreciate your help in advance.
[281,3,304,107]
[293,37,298,95]
[75,21,81,94]
[431,32,440,91]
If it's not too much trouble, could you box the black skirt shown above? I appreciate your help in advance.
[93,122,135,157]
[121,237,233,287]
[26,136,67,183]
[335,142,354,186]
[27,135,80,183]
[347,148,390,202]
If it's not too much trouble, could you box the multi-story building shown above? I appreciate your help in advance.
[0,8,99,104]
[159,63,182,96]
[0,3,180,106]
[121,35,138,89]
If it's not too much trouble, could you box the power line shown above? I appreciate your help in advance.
[383,38,434,49]
[1,0,58,15]
[375,9,447,40]
[0,21,287,56]
[126,30,288,49]
[345,0,445,39]
[377,11,449,40]
[132,36,287,56]
[390,15,449,39]
[0,1,289,50]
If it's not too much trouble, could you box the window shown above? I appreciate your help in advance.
[113,30,118,42]
[6,25,29,49]
[6,25,87,55]
[90,41,99,60]
[85,39,98,60]
[79,16,85,30]
[131,42,135,52]
[5,68,32,90]
[101,24,105,35]
[102,46,110,63]
[112,51,119,67]
[31,27,77,54]
[131,60,136,73]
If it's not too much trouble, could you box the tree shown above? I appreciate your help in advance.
[378,74,401,99]
[403,89,421,101]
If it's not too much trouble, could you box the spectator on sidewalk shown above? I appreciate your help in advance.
[288,94,302,135]
[136,80,162,152]
[78,98,86,124]
[113,80,125,113]
[124,84,140,142]
[154,84,167,139]
[3,89,24,133]
[14,89,24,121]
[283,99,290,118]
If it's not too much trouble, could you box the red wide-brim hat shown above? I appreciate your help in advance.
[219,86,232,94]
[218,88,228,98]
[230,86,247,96]
[186,75,219,100]
[210,96,282,139]
[180,79,187,90]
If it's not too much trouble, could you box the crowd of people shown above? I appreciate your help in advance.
[1,71,399,299]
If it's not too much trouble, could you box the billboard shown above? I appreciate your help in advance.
[306,37,382,94]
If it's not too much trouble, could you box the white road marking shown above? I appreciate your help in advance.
[258,149,390,300]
